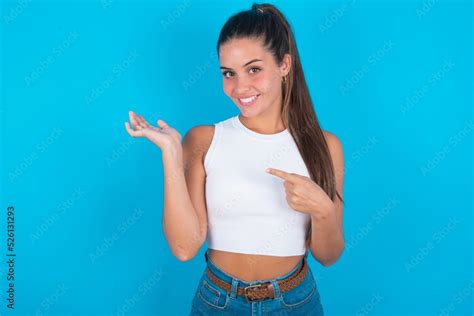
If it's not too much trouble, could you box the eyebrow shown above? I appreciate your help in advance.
[220,59,262,70]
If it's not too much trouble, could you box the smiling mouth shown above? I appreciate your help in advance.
[238,94,260,106]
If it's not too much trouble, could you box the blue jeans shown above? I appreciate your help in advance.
[190,249,324,315]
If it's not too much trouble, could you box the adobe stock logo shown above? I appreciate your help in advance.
[85,51,140,107]
[403,217,460,273]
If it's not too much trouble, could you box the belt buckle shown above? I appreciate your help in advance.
[244,283,266,303]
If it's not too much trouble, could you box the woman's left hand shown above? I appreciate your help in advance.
[266,167,335,218]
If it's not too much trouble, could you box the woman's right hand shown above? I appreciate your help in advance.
[124,111,182,151]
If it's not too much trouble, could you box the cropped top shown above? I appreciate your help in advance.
[204,115,312,256]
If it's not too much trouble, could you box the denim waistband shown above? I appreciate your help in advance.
[204,249,308,287]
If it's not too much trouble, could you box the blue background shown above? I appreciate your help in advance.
[1,0,472,315]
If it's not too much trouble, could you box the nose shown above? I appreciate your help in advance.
[233,76,252,95]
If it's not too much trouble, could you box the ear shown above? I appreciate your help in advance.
[279,53,292,77]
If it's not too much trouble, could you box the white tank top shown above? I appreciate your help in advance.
[204,115,312,256]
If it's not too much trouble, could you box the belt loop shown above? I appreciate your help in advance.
[270,280,281,299]
[230,278,239,299]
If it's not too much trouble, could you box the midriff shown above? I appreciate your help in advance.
[208,248,304,282]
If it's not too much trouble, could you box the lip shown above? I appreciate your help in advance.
[237,94,260,107]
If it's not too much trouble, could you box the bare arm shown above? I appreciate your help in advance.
[309,131,345,266]
[160,147,197,261]
[161,128,209,261]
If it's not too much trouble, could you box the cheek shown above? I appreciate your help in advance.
[253,76,267,90]
[222,79,233,96]
[255,73,276,93]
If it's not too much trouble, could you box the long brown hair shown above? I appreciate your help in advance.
[217,3,344,205]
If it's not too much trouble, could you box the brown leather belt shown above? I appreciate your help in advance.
[205,257,308,303]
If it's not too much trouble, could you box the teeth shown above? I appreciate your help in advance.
[239,95,258,103]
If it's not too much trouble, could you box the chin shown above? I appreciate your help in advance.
[238,108,259,117]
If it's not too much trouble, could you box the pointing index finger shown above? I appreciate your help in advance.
[266,168,297,182]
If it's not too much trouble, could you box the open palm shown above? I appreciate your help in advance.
[124,111,181,149]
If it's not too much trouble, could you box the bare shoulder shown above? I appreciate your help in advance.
[183,125,214,146]
[323,130,343,156]
[322,130,344,176]
[322,130,344,198]
[182,125,215,164]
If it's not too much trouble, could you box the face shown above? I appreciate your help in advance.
[218,37,291,118]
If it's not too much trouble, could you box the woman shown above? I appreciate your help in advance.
[125,3,345,315]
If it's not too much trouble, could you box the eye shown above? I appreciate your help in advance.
[249,67,261,74]
[222,71,234,78]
